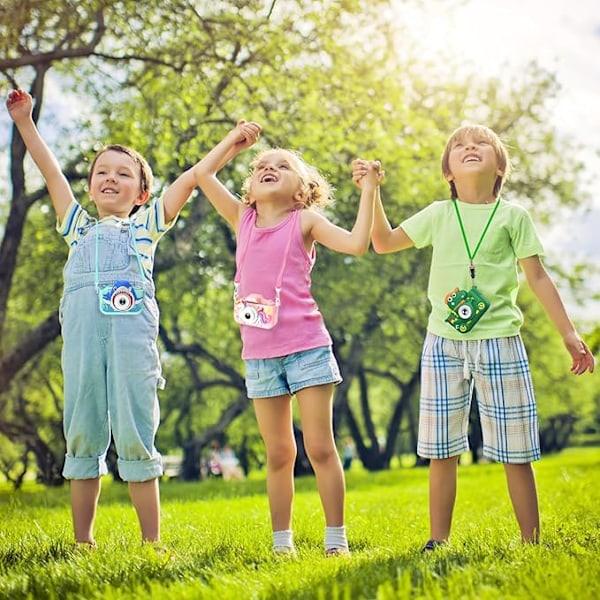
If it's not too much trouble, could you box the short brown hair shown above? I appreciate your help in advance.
[441,125,512,199]
[88,144,153,214]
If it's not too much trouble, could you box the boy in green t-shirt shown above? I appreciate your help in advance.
[354,124,595,551]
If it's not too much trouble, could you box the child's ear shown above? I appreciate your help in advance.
[445,171,455,182]
[496,168,504,176]
[293,189,305,203]
[135,190,150,206]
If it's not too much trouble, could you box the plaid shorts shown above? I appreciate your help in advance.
[417,332,540,464]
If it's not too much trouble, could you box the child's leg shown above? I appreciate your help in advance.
[129,478,161,542]
[428,456,459,542]
[296,384,346,528]
[473,336,541,542]
[70,478,101,545]
[253,394,296,534]
[503,463,540,542]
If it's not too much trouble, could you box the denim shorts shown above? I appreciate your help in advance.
[244,346,342,399]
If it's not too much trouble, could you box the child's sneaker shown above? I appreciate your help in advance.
[421,539,446,553]
[72,540,97,552]
[273,545,297,557]
[325,547,350,557]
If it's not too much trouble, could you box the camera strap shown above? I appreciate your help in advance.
[94,221,146,292]
[452,199,501,281]
[233,210,297,305]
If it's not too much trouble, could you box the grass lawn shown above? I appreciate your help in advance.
[0,447,598,599]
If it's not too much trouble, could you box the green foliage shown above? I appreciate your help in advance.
[0,448,598,598]
[1,0,597,480]
[520,285,598,427]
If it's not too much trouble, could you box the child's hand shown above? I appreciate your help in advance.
[6,88,33,122]
[231,119,262,151]
[563,332,595,375]
[373,160,385,182]
[352,159,384,188]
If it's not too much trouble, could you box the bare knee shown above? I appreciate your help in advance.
[304,439,337,467]
[267,442,296,471]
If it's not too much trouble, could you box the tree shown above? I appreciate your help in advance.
[1,0,595,483]
[0,0,397,480]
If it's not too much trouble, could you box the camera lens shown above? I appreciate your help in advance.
[111,288,135,311]
[242,306,259,324]
[458,304,472,319]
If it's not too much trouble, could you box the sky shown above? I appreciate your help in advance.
[398,0,600,186]
[396,0,600,321]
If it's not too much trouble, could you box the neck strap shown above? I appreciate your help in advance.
[94,221,146,290]
[234,210,297,301]
[453,198,501,280]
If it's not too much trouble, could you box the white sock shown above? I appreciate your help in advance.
[272,529,294,552]
[325,525,348,551]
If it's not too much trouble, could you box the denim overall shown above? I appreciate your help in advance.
[60,220,164,482]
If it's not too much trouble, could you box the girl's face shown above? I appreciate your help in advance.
[248,150,305,205]
[445,133,503,185]
[89,150,148,219]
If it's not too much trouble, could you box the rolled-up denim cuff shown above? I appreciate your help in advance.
[62,455,109,480]
[117,456,163,482]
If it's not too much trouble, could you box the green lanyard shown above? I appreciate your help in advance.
[452,199,500,280]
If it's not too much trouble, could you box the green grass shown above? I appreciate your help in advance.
[1,448,599,599]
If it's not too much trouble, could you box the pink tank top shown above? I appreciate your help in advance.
[235,209,332,359]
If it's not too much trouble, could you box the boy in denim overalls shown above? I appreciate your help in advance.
[7,89,205,546]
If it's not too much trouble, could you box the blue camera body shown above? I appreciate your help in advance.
[99,280,144,315]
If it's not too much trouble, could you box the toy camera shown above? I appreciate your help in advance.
[234,293,279,329]
[444,287,490,333]
[99,280,144,315]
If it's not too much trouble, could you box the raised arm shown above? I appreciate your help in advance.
[163,120,262,230]
[371,186,414,253]
[520,255,595,374]
[162,120,261,225]
[6,89,75,222]
[352,159,414,254]
[304,159,381,256]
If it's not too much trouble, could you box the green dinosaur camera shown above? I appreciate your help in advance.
[444,287,490,333]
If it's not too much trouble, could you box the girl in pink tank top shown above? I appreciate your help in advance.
[194,119,382,556]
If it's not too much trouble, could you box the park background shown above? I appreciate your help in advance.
[0,1,599,597]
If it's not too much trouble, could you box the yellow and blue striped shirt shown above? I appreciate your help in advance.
[57,196,175,279]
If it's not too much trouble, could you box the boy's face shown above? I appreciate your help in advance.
[445,133,503,186]
[89,150,149,219]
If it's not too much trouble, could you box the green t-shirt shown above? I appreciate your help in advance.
[401,199,544,340]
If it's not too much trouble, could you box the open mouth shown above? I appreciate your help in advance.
[463,154,480,163]
[260,174,278,183]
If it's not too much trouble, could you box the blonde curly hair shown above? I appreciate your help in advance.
[241,148,334,209]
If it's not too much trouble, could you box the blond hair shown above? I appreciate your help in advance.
[241,148,334,209]
[441,124,512,199]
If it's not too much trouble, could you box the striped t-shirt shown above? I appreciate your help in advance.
[57,197,174,279]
